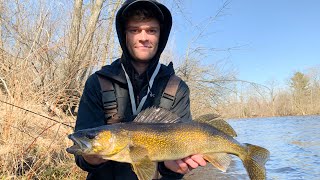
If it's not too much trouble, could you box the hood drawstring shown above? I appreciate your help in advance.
[121,62,161,115]
[146,70,155,98]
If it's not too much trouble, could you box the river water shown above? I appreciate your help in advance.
[183,115,320,180]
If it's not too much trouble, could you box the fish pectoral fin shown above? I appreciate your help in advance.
[203,152,232,172]
[129,146,158,180]
[131,157,157,180]
[129,145,149,161]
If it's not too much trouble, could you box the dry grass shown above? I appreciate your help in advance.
[0,98,86,179]
[0,1,121,178]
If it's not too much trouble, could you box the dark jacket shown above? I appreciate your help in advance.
[75,59,191,179]
[74,0,192,179]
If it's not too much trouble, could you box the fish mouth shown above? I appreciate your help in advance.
[66,134,92,155]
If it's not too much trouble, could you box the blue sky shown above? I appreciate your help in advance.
[167,0,320,87]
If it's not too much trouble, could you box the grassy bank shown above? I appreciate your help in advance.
[0,100,86,179]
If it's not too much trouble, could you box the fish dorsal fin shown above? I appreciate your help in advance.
[196,115,237,137]
[208,119,237,137]
[133,107,182,123]
[195,114,220,121]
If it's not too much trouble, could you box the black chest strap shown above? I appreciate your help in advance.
[97,74,181,123]
[159,75,181,109]
[97,75,120,124]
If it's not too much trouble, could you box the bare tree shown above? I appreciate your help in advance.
[290,71,310,115]
[100,0,122,66]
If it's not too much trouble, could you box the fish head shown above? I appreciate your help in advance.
[66,127,118,156]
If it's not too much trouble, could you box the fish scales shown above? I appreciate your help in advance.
[114,122,245,161]
[130,122,212,160]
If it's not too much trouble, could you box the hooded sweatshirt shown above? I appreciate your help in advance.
[74,0,191,179]
[116,0,172,79]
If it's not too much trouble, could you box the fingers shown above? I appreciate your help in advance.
[164,154,207,174]
[182,154,206,169]
[190,154,207,167]
[182,156,199,169]
[164,160,189,174]
[176,159,190,174]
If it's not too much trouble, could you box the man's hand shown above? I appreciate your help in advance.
[164,154,207,174]
[82,154,108,166]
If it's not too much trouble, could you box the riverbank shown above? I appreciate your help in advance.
[0,102,86,179]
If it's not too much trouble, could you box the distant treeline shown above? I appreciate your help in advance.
[213,70,320,119]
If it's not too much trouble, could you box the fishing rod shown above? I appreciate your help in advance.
[0,99,74,128]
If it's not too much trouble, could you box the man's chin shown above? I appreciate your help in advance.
[131,57,153,64]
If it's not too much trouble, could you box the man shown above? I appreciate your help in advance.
[74,0,206,179]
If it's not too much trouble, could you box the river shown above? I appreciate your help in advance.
[183,115,320,180]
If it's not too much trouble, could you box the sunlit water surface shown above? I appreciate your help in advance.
[183,116,320,180]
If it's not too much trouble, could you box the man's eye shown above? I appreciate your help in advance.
[147,29,158,35]
[128,29,140,34]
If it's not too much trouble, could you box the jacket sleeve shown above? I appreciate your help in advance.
[75,74,105,131]
[158,79,192,179]
[74,74,109,172]
[75,155,113,173]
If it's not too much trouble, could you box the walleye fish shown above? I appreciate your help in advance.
[67,108,270,180]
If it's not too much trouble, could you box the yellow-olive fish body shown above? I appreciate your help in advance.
[67,108,269,180]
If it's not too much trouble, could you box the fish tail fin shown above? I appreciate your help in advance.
[241,143,270,180]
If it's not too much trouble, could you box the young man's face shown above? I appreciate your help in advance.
[125,17,160,63]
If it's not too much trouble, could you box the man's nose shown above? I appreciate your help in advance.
[139,30,148,41]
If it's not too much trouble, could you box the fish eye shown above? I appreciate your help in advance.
[85,132,97,139]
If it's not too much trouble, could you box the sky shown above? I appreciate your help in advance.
[166,0,320,87]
